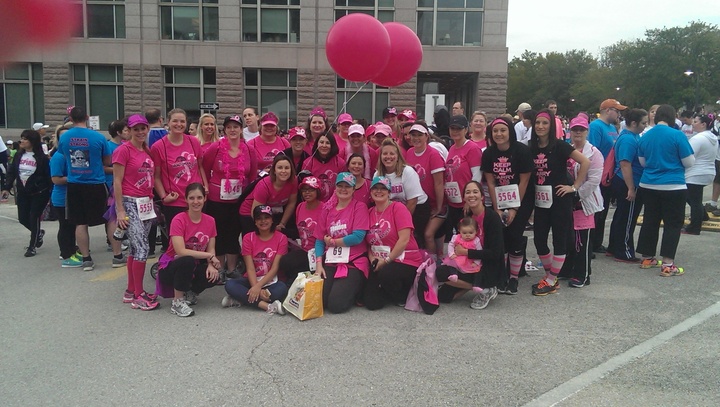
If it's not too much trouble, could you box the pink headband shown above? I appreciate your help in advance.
[490,118,508,128]
[536,112,552,121]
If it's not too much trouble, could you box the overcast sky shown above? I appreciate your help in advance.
[506,0,720,60]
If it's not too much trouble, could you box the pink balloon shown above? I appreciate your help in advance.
[371,22,423,88]
[326,14,391,83]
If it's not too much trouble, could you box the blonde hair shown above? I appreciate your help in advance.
[376,138,407,177]
[196,113,219,145]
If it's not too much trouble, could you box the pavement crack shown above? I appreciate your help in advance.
[247,317,286,405]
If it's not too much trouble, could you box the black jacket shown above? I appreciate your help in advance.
[5,150,51,195]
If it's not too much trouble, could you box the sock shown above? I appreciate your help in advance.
[710,201,718,207]
[126,256,135,292]
[509,255,523,279]
[472,286,483,293]
[539,253,552,278]
[663,262,674,268]
[545,255,566,285]
[83,256,92,262]
[132,260,147,297]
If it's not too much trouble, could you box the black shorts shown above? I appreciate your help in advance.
[714,160,720,184]
[66,183,109,226]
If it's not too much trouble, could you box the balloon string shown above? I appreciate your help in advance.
[338,81,369,116]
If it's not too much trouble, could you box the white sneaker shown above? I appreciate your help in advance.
[266,300,285,315]
[221,295,241,308]
[171,298,194,317]
[184,290,198,305]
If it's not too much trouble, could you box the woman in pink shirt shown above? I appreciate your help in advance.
[347,153,371,206]
[469,111,488,150]
[344,123,378,180]
[157,183,221,317]
[114,114,158,311]
[151,108,209,250]
[279,176,323,283]
[304,106,329,155]
[363,176,423,310]
[202,115,258,277]
[247,112,290,173]
[302,133,344,201]
[239,154,298,236]
[314,172,370,314]
[445,114,482,234]
[195,113,219,153]
[222,205,288,315]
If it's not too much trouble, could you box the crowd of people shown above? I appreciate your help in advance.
[1,99,718,317]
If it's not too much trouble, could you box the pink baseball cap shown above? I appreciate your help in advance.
[569,116,589,130]
[288,127,307,139]
[261,112,279,126]
[348,124,365,136]
[365,124,376,137]
[127,114,149,128]
[374,124,392,136]
[337,113,353,124]
[399,109,416,121]
[300,176,322,190]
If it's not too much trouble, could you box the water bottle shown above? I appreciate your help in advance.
[113,217,129,240]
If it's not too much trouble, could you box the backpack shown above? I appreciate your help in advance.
[600,146,616,187]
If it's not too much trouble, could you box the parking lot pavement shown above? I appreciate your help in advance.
[1,201,718,406]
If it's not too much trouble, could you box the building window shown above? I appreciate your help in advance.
[417,0,483,46]
[72,1,126,39]
[73,65,124,130]
[336,77,389,124]
[160,0,219,41]
[164,67,216,121]
[334,0,394,23]
[0,64,43,129]
[241,0,300,43]
[244,69,297,130]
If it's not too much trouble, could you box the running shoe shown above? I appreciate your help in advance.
[680,227,700,235]
[639,258,661,269]
[171,298,194,317]
[568,278,585,288]
[61,255,83,268]
[660,264,685,277]
[266,300,285,315]
[497,280,508,294]
[470,293,489,310]
[122,290,134,303]
[507,278,518,295]
[24,247,36,257]
[221,295,241,308]
[36,229,45,248]
[131,292,159,311]
[82,260,95,271]
[713,208,720,217]
[184,290,198,305]
[532,279,558,296]
[112,253,127,268]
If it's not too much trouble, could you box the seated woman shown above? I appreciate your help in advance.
[223,205,288,315]
[363,176,424,310]
[279,176,324,284]
[435,181,505,310]
[314,172,370,314]
[157,183,221,317]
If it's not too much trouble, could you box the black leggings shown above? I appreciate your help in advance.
[322,265,365,314]
[637,188,687,260]
[533,194,573,256]
[53,206,77,259]
[204,199,241,256]
[159,255,216,294]
[686,183,705,233]
[412,201,431,249]
[363,261,417,310]
[16,190,50,249]
[279,249,312,285]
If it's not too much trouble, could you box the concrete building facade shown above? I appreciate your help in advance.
[1,0,508,135]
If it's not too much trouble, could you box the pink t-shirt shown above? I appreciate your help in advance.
[239,176,298,216]
[367,202,423,268]
[404,146,445,209]
[345,144,379,180]
[295,201,323,251]
[242,231,288,283]
[150,135,204,208]
[202,140,258,202]
[314,199,370,276]
[248,136,290,171]
[165,212,217,259]
[335,134,349,153]
[445,140,482,208]
[352,179,371,206]
[112,143,155,198]
[301,155,345,202]
[471,138,488,151]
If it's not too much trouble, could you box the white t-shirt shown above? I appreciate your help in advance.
[0,136,7,153]
[374,165,428,205]
[243,127,259,141]
[18,152,37,185]
[681,124,695,139]
[686,131,717,185]
[515,121,530,145]
[429,141,448,160]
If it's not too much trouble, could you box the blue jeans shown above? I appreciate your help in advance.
[225,277,288,308]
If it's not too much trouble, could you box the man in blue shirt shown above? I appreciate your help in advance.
[57,106,111,271]
[146,108,168,148]
[588,98,626,253]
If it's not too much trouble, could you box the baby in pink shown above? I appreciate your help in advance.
[443,217,483,292]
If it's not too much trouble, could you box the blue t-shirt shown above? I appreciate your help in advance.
[638,124,694,187]
[50,152,68,207]
[58,127,109,184]
[613,129,643,187]
[588,119,617,159]
[148,128,168,148]
[105,140,122,188]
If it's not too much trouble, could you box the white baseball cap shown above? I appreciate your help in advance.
[32,122,49,131]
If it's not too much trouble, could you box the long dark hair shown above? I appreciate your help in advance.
[312,133,339,163]
[21,130,45,156]
[530,108,558,150]
[485,117,518,148]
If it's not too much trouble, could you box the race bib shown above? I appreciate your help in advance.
[220,179,242,200]
[325,246,350,264]
[495,184,520,209]
[371,245,405,262]
[136,197,157,221]
[307,248,317,272]
[444,181,462,204]
[535,185,553,208]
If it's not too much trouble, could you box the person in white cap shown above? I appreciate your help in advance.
[514,103,532,145]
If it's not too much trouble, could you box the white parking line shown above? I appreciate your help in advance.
[523,300,720,407]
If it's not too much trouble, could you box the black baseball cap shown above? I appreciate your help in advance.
[449,115,469,128]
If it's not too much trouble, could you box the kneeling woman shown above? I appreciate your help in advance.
[157,183,221,317]
[223,205,288,315]
[314,172,370,314]
[363,176,423,310]
[279,176,323,284]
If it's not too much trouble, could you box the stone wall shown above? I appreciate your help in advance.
[123,65,143,114]
[389,77,417,113]
[43,64,71,125]
[297,70,336,123]
[140,65,164,112]
[216,68,244,118]
[476,72,507,116]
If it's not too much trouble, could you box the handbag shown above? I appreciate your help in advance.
[283,272,324,321]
